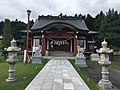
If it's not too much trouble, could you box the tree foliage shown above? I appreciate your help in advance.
[0,21,4,35]
[94,11,105,31]
[2,19,12,49]
[85,14,95,30]
[95,9,120,50]
[11,19,27,39]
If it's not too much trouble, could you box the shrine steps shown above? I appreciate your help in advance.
[48,51,74,57]
[43,56,75,60]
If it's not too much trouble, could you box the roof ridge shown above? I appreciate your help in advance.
[38,15,83,20]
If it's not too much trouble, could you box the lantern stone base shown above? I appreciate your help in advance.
[6,78,16,82]
[75,56,87,67]
[6,63,17,82]
[32,56,42,64]
[98,79,112,89]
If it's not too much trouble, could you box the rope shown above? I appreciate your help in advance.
[45,36,74,42]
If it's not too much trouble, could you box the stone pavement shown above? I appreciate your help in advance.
[25,59,90,90]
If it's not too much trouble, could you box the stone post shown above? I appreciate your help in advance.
[45,50,48,56]
[32,45,42,64]
[96,39,113,89]
[5,38,21,82]
[75,46,87,67]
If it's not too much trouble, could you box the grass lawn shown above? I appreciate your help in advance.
[69,59,99,90]
[0,58,48,90]
[87,58,120,68]
[110,59,120,68]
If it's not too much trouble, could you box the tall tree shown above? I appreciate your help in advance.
[2,19,12,49]
[96,9,120,50]
[94,11,105,46]
[94,11,105,31]
[85,14,95,30]
[11,20,27,39]
[0,21,4,35]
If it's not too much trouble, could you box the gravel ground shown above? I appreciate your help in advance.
[81,66,120,89]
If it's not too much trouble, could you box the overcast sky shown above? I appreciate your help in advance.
[0,0,120,22]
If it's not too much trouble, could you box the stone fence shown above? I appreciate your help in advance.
[113,51,120,56]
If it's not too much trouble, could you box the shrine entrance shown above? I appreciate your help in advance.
[46,38,73,52]
[32,24,78,56]
[43,26,76,55]
[49,40,70,51]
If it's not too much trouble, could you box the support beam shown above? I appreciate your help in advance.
[41,35,46,55]
[70,39,72,52]
[47,39,49,50]
[74,34,77,56]
[86,39,88,52]
[31,36,33,51]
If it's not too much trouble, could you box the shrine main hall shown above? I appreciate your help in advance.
[29,15,97,56]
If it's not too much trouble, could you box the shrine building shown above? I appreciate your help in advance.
[30,15,97,56]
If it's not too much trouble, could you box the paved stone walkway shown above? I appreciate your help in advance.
[25,59,90,90]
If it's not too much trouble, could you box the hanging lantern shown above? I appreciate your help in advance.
[50,41,53,48]
[51,44,53,48]
[50,41,53,44]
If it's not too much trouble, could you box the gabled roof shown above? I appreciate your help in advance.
[88,31,98,35]
[31,15,89,32]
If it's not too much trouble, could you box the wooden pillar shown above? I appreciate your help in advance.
[74,34,77,56]
[70,39,72,52]
[85,39,88,52]
[41,34,46,55]
[47,39,49,50]
[31,36,33,51]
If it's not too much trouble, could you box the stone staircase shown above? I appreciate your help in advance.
[43,51,75,59]
[48,51,74,57]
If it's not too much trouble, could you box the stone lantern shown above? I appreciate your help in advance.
[5,38,21,82]
[96,39,113,89]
